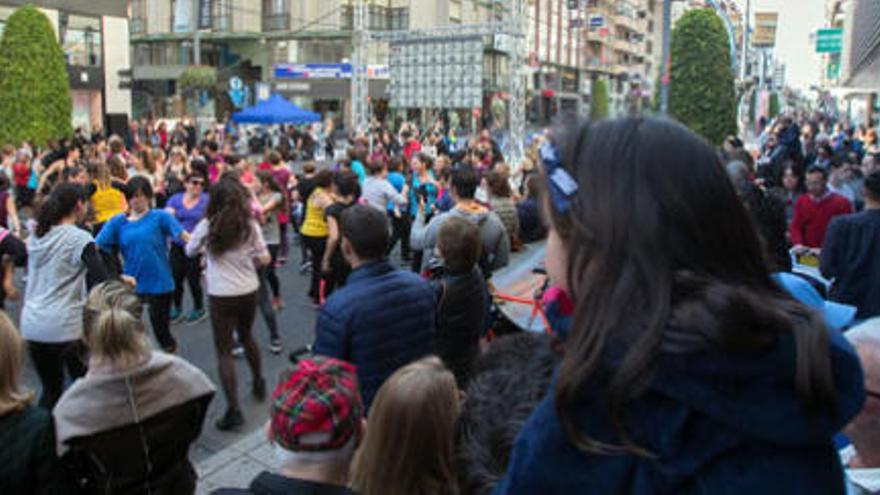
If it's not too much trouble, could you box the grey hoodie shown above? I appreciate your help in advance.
[410,206,510,273]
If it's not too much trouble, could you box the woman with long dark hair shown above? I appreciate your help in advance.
[186,175,270,430]
[493,118,864,493]
[320,170,360,296]
[21,184,111,408]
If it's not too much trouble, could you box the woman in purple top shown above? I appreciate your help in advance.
[165,172,209,324]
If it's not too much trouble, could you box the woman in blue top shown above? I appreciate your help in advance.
[408,153,437,272]
[492,118,865,494]
[97,176,189,353]
[165,172,209,324]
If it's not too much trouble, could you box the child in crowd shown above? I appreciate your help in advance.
[430,217,487,388]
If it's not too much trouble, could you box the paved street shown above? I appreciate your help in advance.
[15,239,328,469]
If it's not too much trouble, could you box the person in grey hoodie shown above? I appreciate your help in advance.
[21,184,113,409]
[410,166,509,275]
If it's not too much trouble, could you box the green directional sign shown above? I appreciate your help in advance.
[816,28,843,53]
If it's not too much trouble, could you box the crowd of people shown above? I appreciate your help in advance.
[0,111,879,495]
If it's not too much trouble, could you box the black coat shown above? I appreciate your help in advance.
[432,267,487,388]
[61,395,212,495]
[0,406,77,494]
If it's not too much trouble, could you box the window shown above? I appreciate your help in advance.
[341,6,353,30]
[389,8,408,30]
[130,0,147,34]
[212,0,233,31]
[62,15,102,66]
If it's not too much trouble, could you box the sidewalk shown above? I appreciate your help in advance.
[195,429,278,494]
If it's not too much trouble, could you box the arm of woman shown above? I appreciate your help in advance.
[6,195,20,236]
[81,242,111,290]
[35,161,63,193]
[185,219,207,257]
[322,215,340,274]
[313,190,333,210]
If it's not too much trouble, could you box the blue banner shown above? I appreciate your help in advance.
[274,63,353,79]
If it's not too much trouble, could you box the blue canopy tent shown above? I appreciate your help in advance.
[231,94,321,125]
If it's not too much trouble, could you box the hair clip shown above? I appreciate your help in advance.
[539,142,578,213]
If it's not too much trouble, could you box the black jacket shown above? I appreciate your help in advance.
[0,406,77,494]
[61,396,212,495]
[432,266,487,388]
[821,209,880,319]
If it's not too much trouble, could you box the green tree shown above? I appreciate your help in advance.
[768,92,780,118]
[668,9,736,147]
[590,79,609,119]
[0,6,71,146]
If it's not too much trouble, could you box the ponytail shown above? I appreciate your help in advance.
[35,183,84,238]
[83,281,150,367]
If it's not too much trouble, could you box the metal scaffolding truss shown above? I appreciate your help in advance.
[350,0,527,164]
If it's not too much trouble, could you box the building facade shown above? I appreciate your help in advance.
[838,0,878,126]
[0,0,131,133]
[130,0,660,126]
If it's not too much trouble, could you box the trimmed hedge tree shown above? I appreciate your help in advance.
[0,6,72,146]
[668,9,736,147]
[590,79,609,119]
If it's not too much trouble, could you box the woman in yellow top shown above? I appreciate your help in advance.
[87,161,127,235]
[300,170,334,306]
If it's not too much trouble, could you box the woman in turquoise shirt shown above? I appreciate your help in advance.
[407,153,437,272]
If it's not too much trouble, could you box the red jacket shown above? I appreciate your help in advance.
[789,192,852,248]
[403,140,421,163]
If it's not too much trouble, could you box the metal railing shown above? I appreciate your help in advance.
[262,13,290,31]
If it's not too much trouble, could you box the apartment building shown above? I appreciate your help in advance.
[0,0,130,133]
[838,0,878,126]
[130,0,661,125]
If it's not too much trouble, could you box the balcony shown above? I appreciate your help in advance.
[613,13,642,33]
[612,38,643,56]
[263,13,290,31]
[585,56,615,74]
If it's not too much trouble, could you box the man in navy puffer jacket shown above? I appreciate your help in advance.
[312,204,435,411]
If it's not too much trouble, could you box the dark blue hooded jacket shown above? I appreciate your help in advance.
[493,326,864,494]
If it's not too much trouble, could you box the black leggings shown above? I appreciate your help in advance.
[170,244,204,311]
[209,292,260,412]
[140,293,176,351]
[257,266,280,340]
[301,235,326,302]
[28,340,87,409]
[387,213,411,258]
[265,245,280,299]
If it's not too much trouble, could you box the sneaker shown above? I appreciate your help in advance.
[272,297,284,311]
[186,308,207,325]
[170,307,184,324]
[269,338,282,355]
[231,343,244,357]
[215,408,244,431]
[253,377,267,401]
[299,260,312,274]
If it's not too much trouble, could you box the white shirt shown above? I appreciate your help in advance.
[841,445,880,495]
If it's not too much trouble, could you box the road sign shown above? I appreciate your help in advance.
[816,28,843,53]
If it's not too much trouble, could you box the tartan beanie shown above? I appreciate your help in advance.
[270,356,364,452]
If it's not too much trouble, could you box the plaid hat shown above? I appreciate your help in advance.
[270,356,363,452]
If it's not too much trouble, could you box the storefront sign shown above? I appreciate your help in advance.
[273,64,389,80]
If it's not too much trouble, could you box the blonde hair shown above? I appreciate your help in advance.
[350,356,460,495]
[83,281,151,369]
[0,311,34,416]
